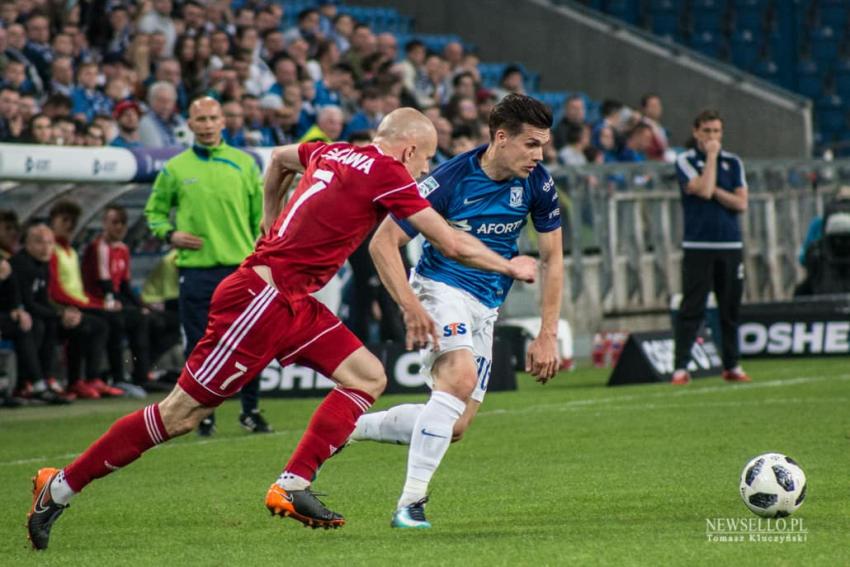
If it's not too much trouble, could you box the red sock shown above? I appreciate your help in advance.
[284,387,374,481]
[64,404,170,492]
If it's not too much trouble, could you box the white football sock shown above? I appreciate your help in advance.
[398,391,465,508]
[50,470,76,505]
[276,471,310,491]
[351,404,424,444]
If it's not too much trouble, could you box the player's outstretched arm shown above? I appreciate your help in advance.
[525,228,564,383]
[261,144,303,234]
[407,207,537,282]
[369,217,439,350]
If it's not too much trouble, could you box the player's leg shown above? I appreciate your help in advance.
[673,248,714,384]
[714,249,749,381]
[27,269,273,550]
[27,383,211,550]
[267,300,379,528]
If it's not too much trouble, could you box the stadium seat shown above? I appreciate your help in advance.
[818,0,849,28]
[796,57,824,99]
[690,0,725,35]
[730,29,761,69]
[810,26,841,64]
[690,30,725,59]
[816,95,847,134]
[834,60,850,96]
[650,11,680,40]
[732,0,769,31]
[602,0,640,25]
[752,57,780,82]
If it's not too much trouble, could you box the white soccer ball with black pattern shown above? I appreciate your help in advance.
[739,453,807,518]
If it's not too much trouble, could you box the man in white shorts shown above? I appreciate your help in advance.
[352,94,564,528]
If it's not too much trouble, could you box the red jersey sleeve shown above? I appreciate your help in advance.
[372,165,431,221]
[297,141,328,169]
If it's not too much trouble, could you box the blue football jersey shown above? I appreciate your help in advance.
[395,145,562,308]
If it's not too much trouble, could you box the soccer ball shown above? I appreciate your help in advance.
[739,453,807,518]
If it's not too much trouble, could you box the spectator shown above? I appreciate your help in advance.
[0,86,23,141]
[5,23,43,95]
[221,99,248,146]
[83,123,106,146]
[344,87,383,138]
[46,200,125,398]
[0,209,19,259]
[1,251,70,405]
[267,55,300,98]
[138,80,190,147]
[376,32,398,62]
[12,223,105,401]
[152,57,188,114]
[109,99,143,148]
[1,60,33,93]
[798,186,850,265]
[640,93,671,162]
[617,122,653,162]
[592,99,625,151]
[261,94,298,145]
[70,62,112,122]
[443,41,464,73]
[137,0,176,57]
[306,39,340,83]
[398,39,426,95]
[0,27,8,77]
[181,0,208,38]
[261,28,287,64]
[42,93,72,119]
[344,23,376,82]
[23,12,52,86]
[415,53,450,107]
[105,5,133,57]
[313,61,354,109]
[492,64,526,100]
[552,94,586,150]
[284,8,323,55]
[52,116,77,145]
[432,115,453,165]
[93,115,116,144]
[330,13,354,54]
[299,104,343,142]
[558,123,589,166]
[450,124,476,155]
[450,71,477,100]
[209,29,232,71]
[26,113,52,144]
[144,96,268,435]
[81,205,153,394]
[48,56,74,97]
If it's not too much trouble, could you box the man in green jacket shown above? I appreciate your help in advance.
[144,96,271,435]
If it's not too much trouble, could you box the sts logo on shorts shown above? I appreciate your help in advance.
[443,322,467,337]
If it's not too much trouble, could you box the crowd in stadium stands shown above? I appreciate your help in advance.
[0,0,683,407]
[0,0,674,166]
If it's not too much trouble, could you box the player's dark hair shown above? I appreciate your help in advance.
[48,199,82,223]
[488,94,552,140]
[693,109,723,128]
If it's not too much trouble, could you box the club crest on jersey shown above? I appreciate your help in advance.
[510,186,523,208]
[418,176,439,197]
[443,322,467,337]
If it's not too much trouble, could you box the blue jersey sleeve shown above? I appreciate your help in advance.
[675,151,698,192]
[393,161,457,237]
[732,155,747,189]
[530,166,562,233]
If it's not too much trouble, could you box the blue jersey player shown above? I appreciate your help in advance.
[352,95,564,528]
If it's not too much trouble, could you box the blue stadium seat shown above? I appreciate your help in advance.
[730,29,762,69]
[810,26,841,64]
[602,0,640,25]
[690,30,725,59]
[691,0,725,35]
[834,60,850,96]
[796,57,824,98]
[752,58,780,82]
[819,0,848,28]
[650,11,680,39]
[816,95,846,133]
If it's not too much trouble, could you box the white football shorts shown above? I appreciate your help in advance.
[411,272,499,402]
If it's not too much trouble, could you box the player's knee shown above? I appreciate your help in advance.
[451,419,470,442]
[354,367,386,399]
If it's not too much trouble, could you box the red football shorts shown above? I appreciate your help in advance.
[178,267,363,407]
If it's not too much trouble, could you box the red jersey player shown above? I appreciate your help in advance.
[27,107,537,548]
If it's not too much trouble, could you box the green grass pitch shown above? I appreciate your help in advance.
[1,358,848,566]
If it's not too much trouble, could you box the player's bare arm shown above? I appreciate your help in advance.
[713,185,748,212]
[261,144,304,234]
[525,228,564,383]
[369,217,439,351]
[406,207,537,282]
